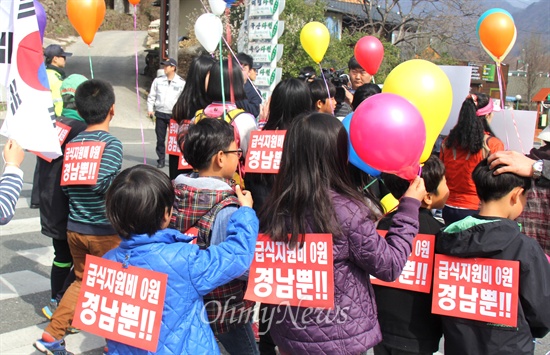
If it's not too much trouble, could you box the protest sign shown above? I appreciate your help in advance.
[73,255,167,352]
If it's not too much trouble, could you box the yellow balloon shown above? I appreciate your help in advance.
[300,22,330,64]
[383,59,453,163]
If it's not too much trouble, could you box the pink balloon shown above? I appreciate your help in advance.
[349,93,426,180]
[354,36,384,76]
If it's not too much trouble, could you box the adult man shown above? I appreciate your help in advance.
[44,44,72,117]
[236,52,262,118]
[334,55,374,119]
[147,58,185,168]
[249,63,261,83]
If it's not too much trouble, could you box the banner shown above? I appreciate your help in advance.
[432,254,519,327]
[0,0,61,159]
[60,141,105,185]
[32,121,72,162]
[370,232,435,293]
[245,130,285,173]
[166,119,180,156]
[245,233,334,309]
[73,255,167,352]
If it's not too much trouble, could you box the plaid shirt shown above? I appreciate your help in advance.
[517,185,550,255]
[170,177,255,333]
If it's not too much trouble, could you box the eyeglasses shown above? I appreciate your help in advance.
[223,149,243,158]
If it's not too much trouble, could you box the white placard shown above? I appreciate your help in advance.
[490,110,537,154]
[438,66,473,136]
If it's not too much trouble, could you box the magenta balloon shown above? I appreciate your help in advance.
[349,93,426,180]
[34,0,47,43]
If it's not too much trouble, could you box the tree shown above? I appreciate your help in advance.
[518,34,550,110]
[348,0,483,61]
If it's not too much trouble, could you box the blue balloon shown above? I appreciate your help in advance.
[224,0,237,6]
[476,8,514,38]
[342,112,381,177]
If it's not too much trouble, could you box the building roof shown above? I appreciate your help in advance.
[532,88,550,102]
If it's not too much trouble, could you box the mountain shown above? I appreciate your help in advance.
[511,0,550,55]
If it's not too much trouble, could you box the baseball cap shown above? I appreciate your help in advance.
[60,74,88,97]
[44,44,72,58]
[251,63,262,70]
[160,58,177,67]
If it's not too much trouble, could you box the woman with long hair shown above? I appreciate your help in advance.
[440,93,504,224]
[170,54,214,179]
[260,112,426,354]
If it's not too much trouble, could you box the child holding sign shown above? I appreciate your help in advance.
[373,155,448,355]
[171,118,259,354]
[35,79,123,355]
[259,113,427,354]
[436,159,550,355]
[102,164,259,354]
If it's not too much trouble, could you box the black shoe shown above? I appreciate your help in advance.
[156,162,165,168]
[30,203,39,209]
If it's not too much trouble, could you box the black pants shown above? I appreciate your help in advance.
[155,112,171,164]
[51,238,73,300]
[31,159,40,205]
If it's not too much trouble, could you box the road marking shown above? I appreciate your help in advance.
[0,322,105,354]
[17,246,54,267]
[0,217,41,236]
[0,271,50,300]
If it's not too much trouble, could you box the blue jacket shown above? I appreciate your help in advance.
[103,207,259,354]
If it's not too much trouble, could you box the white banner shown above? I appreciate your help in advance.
[0,0,61,159]
[490,110,536,154]
[438,66,472,136]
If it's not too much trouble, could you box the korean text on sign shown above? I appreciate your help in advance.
[166,119,181,156]
[73,255,167,352]
[60,141,106,186]
[245,130,286,174]
[370,232,435,293]
[245,233,334,309]
[432,254,519,327]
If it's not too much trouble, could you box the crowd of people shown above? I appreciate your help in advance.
[1,46,549,355]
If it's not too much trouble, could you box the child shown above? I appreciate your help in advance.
[38,74,88,320]
[373,155,449,355]
[308,78,336,114]
[436,158,550,355]
[102,164,259,354]
[35,79,123,355]
[259,112,427,354]
[171,118,259,355]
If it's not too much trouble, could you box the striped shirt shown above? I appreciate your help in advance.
[0,166,24,225]
[64,130,123,235]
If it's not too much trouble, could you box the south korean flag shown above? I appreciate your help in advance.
[0,0,61,159]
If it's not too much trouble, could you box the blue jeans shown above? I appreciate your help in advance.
[216,321,259,355]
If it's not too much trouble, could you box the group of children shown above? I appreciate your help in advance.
[33,74,549,355]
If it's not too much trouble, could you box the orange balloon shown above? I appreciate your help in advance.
[479,13,515,61]
[66,0,106,45]
[128,0,140,5]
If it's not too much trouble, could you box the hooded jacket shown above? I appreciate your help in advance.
[268,193,420,355]
[104,207,259,354]
[436,215,550,355]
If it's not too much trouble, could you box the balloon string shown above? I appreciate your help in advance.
[496,63,510,150]
[219,40,226,117]
[319,63,334,115]
[225,8,235,104]
[88,46,94,79]
[133,4,146,164]
[510,110,525,154]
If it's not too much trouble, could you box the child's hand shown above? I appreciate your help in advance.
[3,139,24,168]
[235,185,253,208]
[403,176,427,202]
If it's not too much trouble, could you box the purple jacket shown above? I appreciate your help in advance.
[269,193,420,354]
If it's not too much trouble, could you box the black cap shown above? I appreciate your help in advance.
[44,44,72,58]
[160,58,177,67]
[252,63,262,70]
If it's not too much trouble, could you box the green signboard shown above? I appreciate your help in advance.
[482,64,496,82]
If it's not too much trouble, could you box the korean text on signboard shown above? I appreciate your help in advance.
[245,233,334,309]
[371,232,435,293]
[73,255,167,352]
[60,141,106,185]
[245,130,285,174]
[432,254,519,327]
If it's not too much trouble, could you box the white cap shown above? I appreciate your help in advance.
[539,126,550,142]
